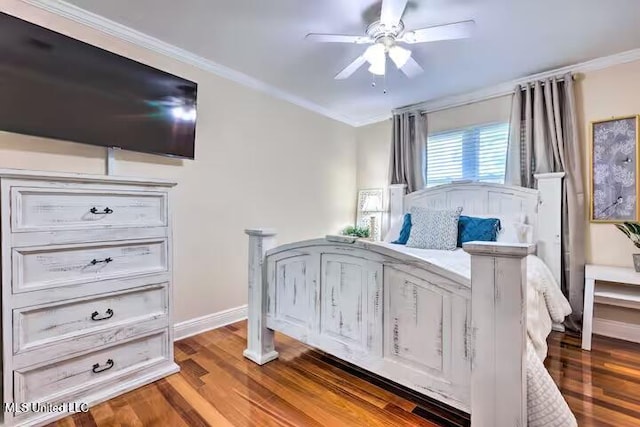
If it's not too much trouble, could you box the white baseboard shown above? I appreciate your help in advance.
[173,305,247,341]
[593,318,640,344]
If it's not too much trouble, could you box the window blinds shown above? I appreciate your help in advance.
[426,122,510,187]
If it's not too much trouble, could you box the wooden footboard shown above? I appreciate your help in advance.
[244,230,533,427]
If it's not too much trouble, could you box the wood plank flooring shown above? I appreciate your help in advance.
[48,321,640,427]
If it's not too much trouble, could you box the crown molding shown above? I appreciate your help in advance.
[18,0,359,126]
[15,0,640,129]
[392,47,640,117]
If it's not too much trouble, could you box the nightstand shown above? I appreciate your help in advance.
[582,264,640,350]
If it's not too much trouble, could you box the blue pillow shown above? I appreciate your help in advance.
[392,213,412,245]
[457,216,501,247]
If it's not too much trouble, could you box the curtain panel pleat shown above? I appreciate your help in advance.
[388,111,427,193]
[505,73,585,331]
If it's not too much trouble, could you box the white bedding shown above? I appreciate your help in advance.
[374,243,577,426]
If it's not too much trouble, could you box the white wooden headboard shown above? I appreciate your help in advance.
[388,173,565,286]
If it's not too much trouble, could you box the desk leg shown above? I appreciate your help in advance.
[582,278,595,351]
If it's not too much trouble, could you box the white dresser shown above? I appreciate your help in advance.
[0,169,179,426]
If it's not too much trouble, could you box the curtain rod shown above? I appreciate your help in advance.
[399,72,580,117]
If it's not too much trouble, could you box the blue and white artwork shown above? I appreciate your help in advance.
[592,116,638,221]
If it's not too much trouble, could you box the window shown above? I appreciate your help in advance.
[426,122,510,187]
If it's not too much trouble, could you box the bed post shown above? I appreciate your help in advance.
[463,241,535,427]
[534,172,565,288]
[243,228,279,365]
[388,184,406,237]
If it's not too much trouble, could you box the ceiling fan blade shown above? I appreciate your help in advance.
[335,55,367,80]
[305,33,372,44]
[399,20,475,44]
[400,56,423,78]
[380,0,408,27]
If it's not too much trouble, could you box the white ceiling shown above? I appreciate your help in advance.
[63,0,640,125]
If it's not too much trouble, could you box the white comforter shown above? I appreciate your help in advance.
[375,244,577,426]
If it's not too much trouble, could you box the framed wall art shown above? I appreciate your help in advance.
[590,115,640,222]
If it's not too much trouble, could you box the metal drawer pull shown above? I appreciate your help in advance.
[92,359,114,373]
[90,207,114,215]
[91,308,114,321]
[90,257,113,265]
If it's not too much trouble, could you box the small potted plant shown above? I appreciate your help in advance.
[615,222,640,272]
[341,225,371,239]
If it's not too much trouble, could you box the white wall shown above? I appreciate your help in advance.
[1,1,357,323]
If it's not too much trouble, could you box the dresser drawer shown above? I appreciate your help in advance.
[14,283,168,354]
[12,186,167,232]
[13,239,168,293]
[14,331,169,405]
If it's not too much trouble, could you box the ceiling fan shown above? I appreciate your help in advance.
[305,0,475,80]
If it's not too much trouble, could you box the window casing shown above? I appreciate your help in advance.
[426,122,510,187]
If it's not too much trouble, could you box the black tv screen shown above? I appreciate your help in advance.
[0,12,197,159]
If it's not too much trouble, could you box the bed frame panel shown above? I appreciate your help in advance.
[244,173,564,427]
[389,172,565,287]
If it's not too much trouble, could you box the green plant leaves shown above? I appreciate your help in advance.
[341,225,370,238]
[616,222,640,249]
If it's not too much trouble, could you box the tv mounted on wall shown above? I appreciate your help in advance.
[0,12,197,159]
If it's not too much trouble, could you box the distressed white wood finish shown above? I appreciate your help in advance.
[464,241,533,427]
[14,283,168,354]
[320,254,382,353]
[388,184,407,236]
[388,173,564,291]
[243,229,279,365]
[256,239,471,410]
[13,239,168,293]
[534,173,565,286]
[0,169,179,427]
[14,331,169,404]
[12,186,167,232]
[247,177,564,425]
[245,237,531,413]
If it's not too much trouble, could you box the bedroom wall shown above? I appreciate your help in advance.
[576,59,640,327]
[576,59,640,267]
[1,1,357,324]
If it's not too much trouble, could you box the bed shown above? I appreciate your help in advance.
[243,173,575,427]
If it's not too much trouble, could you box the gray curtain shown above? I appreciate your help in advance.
[389,111,427,193]
[505,73,585,331]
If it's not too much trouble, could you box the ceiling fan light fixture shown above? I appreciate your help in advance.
[388,45,411,68]
[368,57,386,76]
[363,43,385,65]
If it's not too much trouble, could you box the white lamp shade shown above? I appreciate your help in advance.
[388,45,411,69]
[361,193,383,212]
[363,44,385,64]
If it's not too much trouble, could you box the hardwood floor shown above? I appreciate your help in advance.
[545,332,640,426]
[49,321,640,427]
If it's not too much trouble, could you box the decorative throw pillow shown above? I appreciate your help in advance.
[392,213,412,245]
[457,216,501,247]
[406,206,463,250]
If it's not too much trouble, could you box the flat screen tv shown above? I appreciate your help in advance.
[0,12,197,159]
